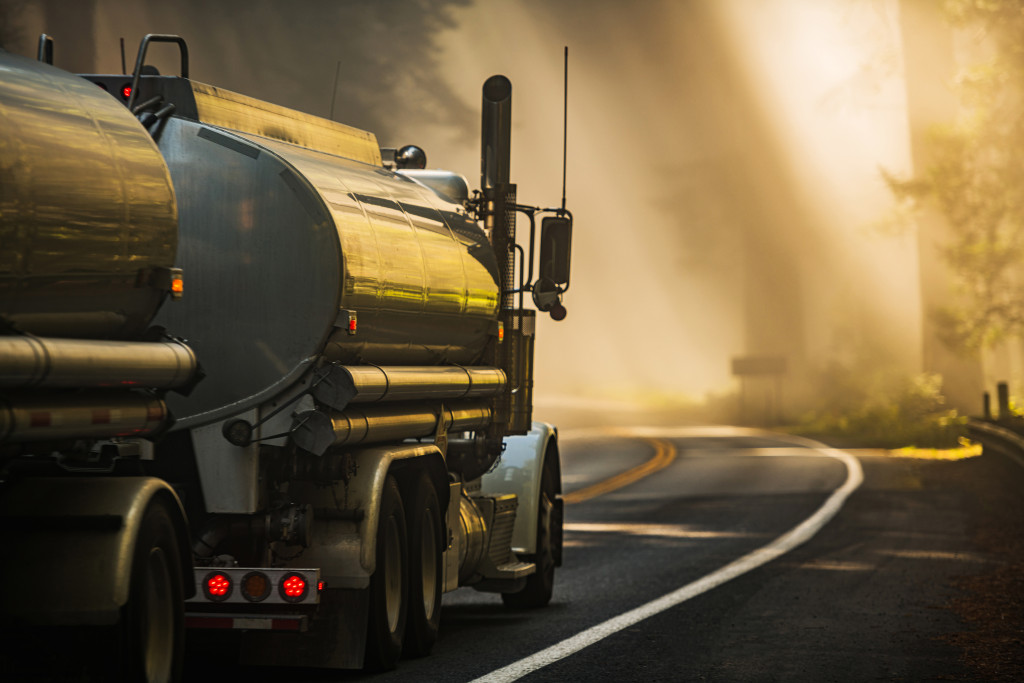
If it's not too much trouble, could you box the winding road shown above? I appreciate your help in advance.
[189,425,1024,681]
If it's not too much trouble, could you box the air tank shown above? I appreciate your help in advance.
[150,83,501,424]
[0,51,178,340]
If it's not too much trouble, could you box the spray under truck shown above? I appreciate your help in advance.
[0,34,573,679]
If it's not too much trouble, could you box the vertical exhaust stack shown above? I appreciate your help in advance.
[480,75,511,185]
[481,75,515,305]
[481,76,535,439]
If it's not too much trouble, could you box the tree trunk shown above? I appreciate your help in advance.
[898,0,984,414]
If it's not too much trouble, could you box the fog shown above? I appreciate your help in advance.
[3,0,936,421]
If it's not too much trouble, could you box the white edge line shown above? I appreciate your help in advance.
[470,440,863,683]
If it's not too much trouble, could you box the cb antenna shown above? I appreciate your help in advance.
[561,46,568,213]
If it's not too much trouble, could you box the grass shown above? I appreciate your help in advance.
[888,439,983,460]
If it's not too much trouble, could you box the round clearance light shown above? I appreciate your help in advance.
[241,572,271,602]
[204,572,232,601]
[121,84,132,99]
[280,573,308,603]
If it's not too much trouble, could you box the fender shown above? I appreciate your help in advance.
[287,443,448,589]
[0,476,192,626]
[481,422,559,554]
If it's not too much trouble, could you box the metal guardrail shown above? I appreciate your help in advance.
[967,418,1024,469]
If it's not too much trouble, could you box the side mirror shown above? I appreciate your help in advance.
[539,215,572,286]
[532,277,560,309]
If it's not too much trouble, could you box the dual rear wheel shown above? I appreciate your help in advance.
[6,495,186,683]
[364,472,443,670]
[404,472,443,657]
[114,495,186,683]
[364,456,560,669]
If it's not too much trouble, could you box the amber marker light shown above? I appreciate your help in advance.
[170,274,184,301]
[241,572,271,602]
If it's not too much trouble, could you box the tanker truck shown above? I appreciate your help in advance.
[0,34,573,678]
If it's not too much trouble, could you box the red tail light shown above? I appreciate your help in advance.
[280,573,307,602]
[203,572,232,601]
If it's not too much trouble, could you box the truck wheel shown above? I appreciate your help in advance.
[403,472,443,657]
[364,475,408,670]
[502,457,559,609]
[121,496,185,682]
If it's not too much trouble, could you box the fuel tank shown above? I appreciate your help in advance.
[0,51,177,340]
[150,83,501,424]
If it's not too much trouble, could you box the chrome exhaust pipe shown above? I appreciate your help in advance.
[481,74,512,190]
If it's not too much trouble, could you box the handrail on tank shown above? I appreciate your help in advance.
[126,34,189,111]
[36,34,54,64]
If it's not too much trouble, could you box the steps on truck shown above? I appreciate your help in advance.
[472,493,536,591]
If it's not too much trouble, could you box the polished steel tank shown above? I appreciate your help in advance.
[148,83,501,424]
[0,51,178,340]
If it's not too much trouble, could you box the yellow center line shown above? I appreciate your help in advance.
[562,437,677,505]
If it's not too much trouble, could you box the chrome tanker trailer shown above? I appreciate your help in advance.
[0,34,573,678]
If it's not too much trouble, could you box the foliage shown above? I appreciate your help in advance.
[890,441,982,460]
[789,363,966,449]
[886,0,1024,352]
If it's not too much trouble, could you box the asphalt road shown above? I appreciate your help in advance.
[187,425,1024,682]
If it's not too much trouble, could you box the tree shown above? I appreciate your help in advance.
[888,0,1024,353]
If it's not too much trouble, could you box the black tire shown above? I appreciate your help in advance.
[403,472,443,657]
[121,495,186,682]
[502,456,560,609]
[364,475,408,671]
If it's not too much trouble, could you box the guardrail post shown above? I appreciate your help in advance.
[983,391,992,420]
[997,382,1010,419]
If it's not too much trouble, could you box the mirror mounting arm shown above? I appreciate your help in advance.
[512,205,539,289]
[470,191,572,317]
